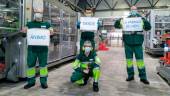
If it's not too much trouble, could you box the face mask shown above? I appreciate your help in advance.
[34,13,43,20]
[84,47,92,53]
[130,10,138,16]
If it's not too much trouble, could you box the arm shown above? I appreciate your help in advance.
[46,22,54,35]
[142,18,151,31]
[48,27,54,35]
[77,21,80,29]
[21,27,28,33]
[21,22,29,33]
[114,19,122,29]
[95,56,101,65]
[20,26,28,37]
[72,59,82,72]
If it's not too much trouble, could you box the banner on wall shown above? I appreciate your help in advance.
[27,28,50,46]
[80,17,99,31]
[123,17,143,31]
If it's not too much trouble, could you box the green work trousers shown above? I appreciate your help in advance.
[124,44,147,80]
[26,46,48,85]
[71,63,100,85]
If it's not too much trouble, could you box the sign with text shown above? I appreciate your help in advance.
[80,17,99,31]
[27,28,50,46]
[123,17,143,31]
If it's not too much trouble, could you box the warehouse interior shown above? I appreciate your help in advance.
[0,0,170,96]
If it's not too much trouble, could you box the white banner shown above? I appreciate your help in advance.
[80,17,99,31]
[27,28,50,46]
[123,17,143,31]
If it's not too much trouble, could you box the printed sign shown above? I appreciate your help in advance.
[80,17,99,31]
[123,17,143,31]
[27,28,50,46]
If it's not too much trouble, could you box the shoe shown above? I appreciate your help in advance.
[41,83,48,89]
[126,77,134,81]
[24,83,35,89]
[140,79,150,85]
[93,82,99,92]
[83,75,89,86]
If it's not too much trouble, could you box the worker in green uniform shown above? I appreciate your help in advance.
[77,8,98,52]
[114,6,151,84]
[71,40,101,92]
[23,12,53,89]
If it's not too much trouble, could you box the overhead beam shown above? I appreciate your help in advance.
[153,0,160,7]
[96,6,168,12]
[124,0,131,7]
[95,0,103,8]
[65,0,84,12]
[134,0,140,6]
[86,1,93,8]
[103,0,112,9]
[88,0,93,6]
[131,0,133,5]
[147,0,153,7]
[74,0,77,4]
[112,1,118,9]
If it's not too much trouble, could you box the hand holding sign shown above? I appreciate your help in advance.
[80,17,99,31]
[27,28,50,46]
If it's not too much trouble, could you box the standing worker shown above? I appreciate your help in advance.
[23,12,53,89]
[114,6,151,84]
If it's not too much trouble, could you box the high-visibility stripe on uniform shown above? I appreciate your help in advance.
[81,63,88,69]
[72,59,80,69]
[136,60,145,69]
[95,56,101,64]
[27,67,36,78]
[126,59,133,68]
[75,79,84,85]
[40,67,48,77]
[93,67,100,83]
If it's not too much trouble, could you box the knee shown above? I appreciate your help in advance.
[93,63,100,69]
[70,76,76,83]
[70,71,83,83]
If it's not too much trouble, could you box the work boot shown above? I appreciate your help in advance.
[41,83,48,89]
[126,77,134,81]
[83,75,90,86]
[140,79,150,85]
[93,82,99,92]
[24,83,35,89]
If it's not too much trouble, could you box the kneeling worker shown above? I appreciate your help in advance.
[70,40,101,92]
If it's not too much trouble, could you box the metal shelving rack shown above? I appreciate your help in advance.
[144,9,170,55]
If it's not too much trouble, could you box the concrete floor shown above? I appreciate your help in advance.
[0,47,170,96]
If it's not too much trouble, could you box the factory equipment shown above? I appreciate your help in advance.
[144,9,170,55]
[0,0,78,81]
[0,0,24,80]
[157,30,170,84]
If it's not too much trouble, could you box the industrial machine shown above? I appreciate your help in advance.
[157,30,170,84]
[144,9,170,55]
[0,0,78,81]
